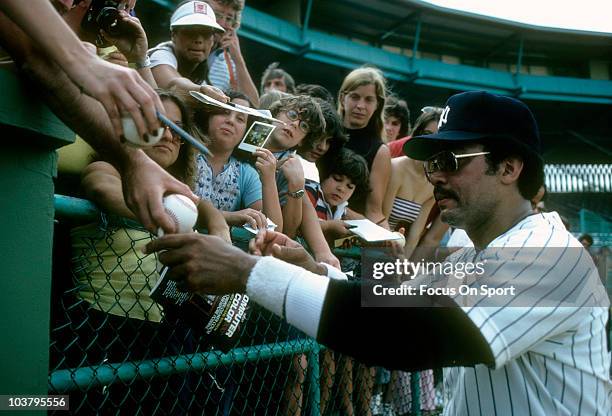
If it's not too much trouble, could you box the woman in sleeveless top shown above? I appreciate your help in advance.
[338,67,392,229]
[383,108,443,252]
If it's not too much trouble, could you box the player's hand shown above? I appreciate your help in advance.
[249,230,301,255]
[225,208,267,230]
[120,150,199,234]
[254,148,277,181]
[200,84,229,103]
[314,251,341,269]
[144,233,257,294]
[249,230,325,275]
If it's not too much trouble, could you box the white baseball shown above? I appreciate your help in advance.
[121,116,164,147]
[157,194,198,236]
[391,231,406,248]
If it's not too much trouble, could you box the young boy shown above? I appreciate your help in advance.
[305,147,370,240]
[261,95,340,267]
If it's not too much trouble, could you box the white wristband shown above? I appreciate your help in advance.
[321,263,348,280]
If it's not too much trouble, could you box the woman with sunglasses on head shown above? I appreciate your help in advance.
[70,90,230,412]
[338,67,392,230]
[193,90,283,231]
[382,107,446,415]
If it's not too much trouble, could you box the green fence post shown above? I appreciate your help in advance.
[307,343,321,416]
[410,371,421,416]
[0,68,73,408]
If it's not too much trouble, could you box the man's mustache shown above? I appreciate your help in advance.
[433,187,458,201]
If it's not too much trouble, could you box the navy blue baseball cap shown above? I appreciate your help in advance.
[403,91,541,160]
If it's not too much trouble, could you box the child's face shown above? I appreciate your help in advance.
[207,98,250,151]
[321,174,356,207]
[267,108,307,151]
[301,135,332,162]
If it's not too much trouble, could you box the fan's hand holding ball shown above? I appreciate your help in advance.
[157,194,198,236]
[122,116,164,147]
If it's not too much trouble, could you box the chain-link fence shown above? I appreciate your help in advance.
[49,195,442,415]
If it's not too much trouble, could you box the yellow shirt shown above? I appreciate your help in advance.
[71,223,163,322]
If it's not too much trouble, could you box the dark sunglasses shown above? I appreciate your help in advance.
[423,150,490,178]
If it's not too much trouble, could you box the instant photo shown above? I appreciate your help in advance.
[238,121,276,153]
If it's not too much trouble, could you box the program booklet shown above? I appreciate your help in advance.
[150,266,249,352]
[343,219,404,243]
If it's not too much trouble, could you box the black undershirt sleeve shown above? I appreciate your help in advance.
[316,279,495,371]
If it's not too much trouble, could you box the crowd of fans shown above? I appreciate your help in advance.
[1,1,608,415]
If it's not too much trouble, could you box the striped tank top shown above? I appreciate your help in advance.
[388,197,421,230]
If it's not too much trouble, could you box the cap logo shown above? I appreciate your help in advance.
[438,106,450,129]
[194,1,208,14]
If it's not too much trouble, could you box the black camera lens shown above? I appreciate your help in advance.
[97,7,120,36]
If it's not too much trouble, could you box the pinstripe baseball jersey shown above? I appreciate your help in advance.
[243,211,611,415]
[442,212,611,415]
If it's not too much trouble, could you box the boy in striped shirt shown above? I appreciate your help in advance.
[305,148,369,234]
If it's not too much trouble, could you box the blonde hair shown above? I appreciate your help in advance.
[337,67,387,139]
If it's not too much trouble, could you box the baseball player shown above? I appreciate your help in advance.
[146,91,611,415]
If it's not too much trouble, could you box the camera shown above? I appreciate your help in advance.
[79,0,123,45]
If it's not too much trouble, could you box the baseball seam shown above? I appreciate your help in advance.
[174,195,198,213]
[165,209,180,229]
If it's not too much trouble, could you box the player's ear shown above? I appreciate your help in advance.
[499,156,523,185]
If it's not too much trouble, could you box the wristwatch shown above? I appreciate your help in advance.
[134,56,151,69]
[287,189,305,199]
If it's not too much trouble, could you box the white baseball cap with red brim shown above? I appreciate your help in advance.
[170,1,225,32]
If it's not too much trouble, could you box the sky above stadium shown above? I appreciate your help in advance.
[422,0,612,34]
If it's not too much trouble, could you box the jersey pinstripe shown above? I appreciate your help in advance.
[441,212,611,415]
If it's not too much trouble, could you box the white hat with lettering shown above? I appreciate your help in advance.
[170,1,224,32]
